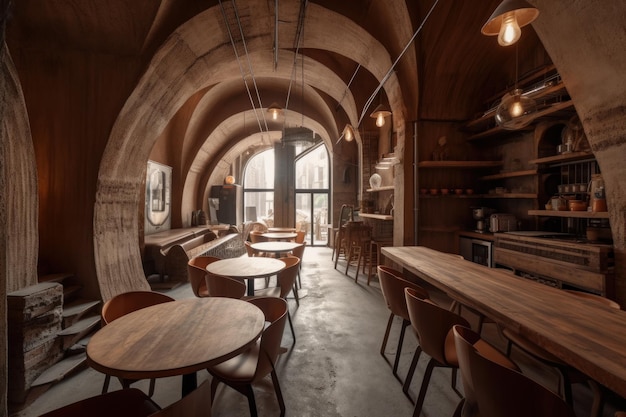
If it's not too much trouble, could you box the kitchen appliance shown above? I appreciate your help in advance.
[472,207,496,233]
[489,213,517,233]
[459,236,493,267]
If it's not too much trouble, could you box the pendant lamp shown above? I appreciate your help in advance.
[343,124,355,142]
[481,0,539,47]
[370,104,392,127]
[267,102,283,120]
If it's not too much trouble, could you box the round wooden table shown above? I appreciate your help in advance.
[206,256,286,296]
[250,241,303,258]
[262,232,298,241]
[86,297,264,396]
[267,227,296,233]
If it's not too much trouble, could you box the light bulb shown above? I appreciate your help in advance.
[498,13,521,46]
[509,96,523,117]
[376,113,385,127]
[271,109,279,120]
[345,127,353,141]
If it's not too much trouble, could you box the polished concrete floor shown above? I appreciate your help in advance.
[14,246,626,416]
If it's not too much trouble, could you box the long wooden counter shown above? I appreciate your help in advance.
[381,246,626,399]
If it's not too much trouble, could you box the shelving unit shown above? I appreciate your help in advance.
[418,161,503,168]
[528,210,609,219]
[365,185,394,193]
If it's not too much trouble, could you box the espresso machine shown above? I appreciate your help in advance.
[472,207,495,233]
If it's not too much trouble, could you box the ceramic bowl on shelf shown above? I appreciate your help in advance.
[465,189,474,195]
[429,188,438,195]
[441,188,449,195]
[454,188,464,195]
[420,188,428,195]
[569,200,587,211]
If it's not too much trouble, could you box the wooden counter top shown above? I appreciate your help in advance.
[381,246,626,399]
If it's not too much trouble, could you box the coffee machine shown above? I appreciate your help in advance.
[472,207,495,233]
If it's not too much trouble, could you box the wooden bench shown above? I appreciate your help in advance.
[163,233,246,282]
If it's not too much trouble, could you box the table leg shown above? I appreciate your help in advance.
[182,372,197,396]
[247,278,255,296]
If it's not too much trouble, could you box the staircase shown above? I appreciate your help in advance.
[29,274,101,391]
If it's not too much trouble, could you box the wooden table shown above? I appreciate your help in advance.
[206,256,286,296]
[262,232,298,241]
[267,227,296,233]
[381,246,626,400]
[86,297,264,396]
[251,241,302,258]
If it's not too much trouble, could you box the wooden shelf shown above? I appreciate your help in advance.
[365,185,394,192]
[483,193,538,199]
[359,213,393,220]
[481,169,537,181]
[418,161,503,168]
[528,210,610,219]
[529,151,594,165]
[419,226,459,233]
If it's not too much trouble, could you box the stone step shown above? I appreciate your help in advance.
[57,315,100,350]
[62,299,101,328]
[31,353,87,387]
[62,284,83,303]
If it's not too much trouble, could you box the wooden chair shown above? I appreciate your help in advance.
[38,388,161,417]
[502,290,620,417]
[452,325,520,417]
[343,223,371,278]
[290,241,306,288]
[377,266,430,390]
[332,204,353,262]
[404,287,470,417]
[462,325,576,417]
[254,256,300,344]
[208,297,288,417]
[100,291,175,396]
[294,230,306,243]
[249,230,268,243]
[187,256,221,297]
[40,380,213,417]
[205,271,247,299]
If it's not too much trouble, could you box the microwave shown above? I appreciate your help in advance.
[459,236,494,268]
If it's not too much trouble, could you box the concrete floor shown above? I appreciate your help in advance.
[13,246,626,417]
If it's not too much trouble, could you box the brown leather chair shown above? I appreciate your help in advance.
[205,271,247,299]
[502,290,620,417]
[187,256,221,297]
[459,324,576,417]
[377,266,430,390]
[452,325,520,417]
[290,241,306,288]
[254,256,300,344]
[208,297,288,417]
[404,287,470,417]
[100,291,175,396]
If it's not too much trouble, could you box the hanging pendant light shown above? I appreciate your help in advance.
[481,0,539,47]
[370,103,392,127]
[495,89,537,129]
[267,102,283,120]
[343,124,355,142]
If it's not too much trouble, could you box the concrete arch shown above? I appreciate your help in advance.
[94,3,407,299]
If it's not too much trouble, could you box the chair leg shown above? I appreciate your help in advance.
[291,284,300,306]
[270,368,286,417]
[402,346,422,401]
[588,379,604,417]
[380,313,395,356]
[392,320,409,378]
[287,310,296,345]
[102,374,111,394]
[241,384,259,417]
[148,378,156,397]
[413,359,436,417]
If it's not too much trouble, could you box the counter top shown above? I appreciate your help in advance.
[457,230,495,241]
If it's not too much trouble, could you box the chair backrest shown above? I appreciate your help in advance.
[464,326,576,417]
[205,272,246,299]
[290,242,305,260]
[39,388,161,417]
[247,297,288,381]
[337,204,353,228]
[187,256,221,298]
[244,240,257,257]
[453,325,520,417]
[404,287,469,366]
[102,291,175,325]
[378,265,429,320]
[149,379,212,416]
[276,257,300,298]
[294,230,306,243]
[249,230,268,243]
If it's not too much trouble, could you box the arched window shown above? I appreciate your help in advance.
[243,149,274,224]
